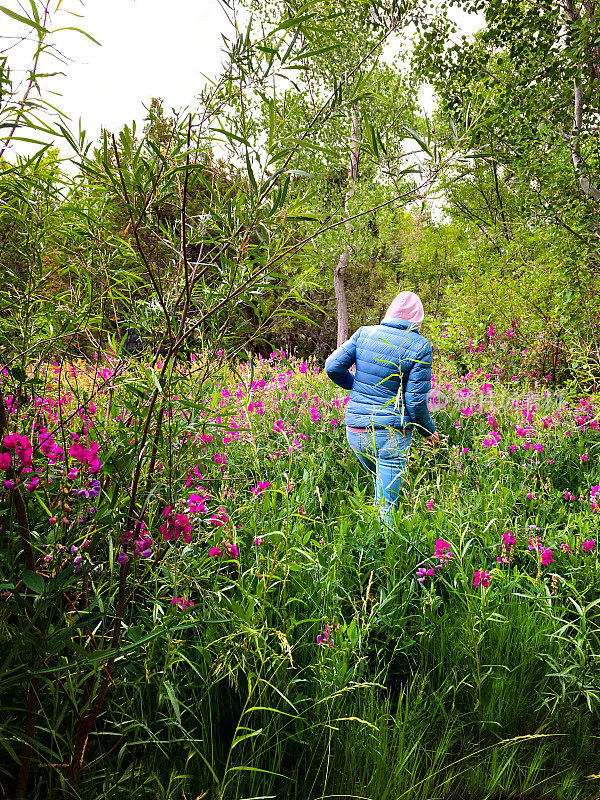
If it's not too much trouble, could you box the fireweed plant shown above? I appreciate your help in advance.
[1,351,599,799]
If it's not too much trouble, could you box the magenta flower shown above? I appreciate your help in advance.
[209,507,228,527]
[582,540,595,552]
[160,512,192,543]
[0,452,10,471]
[117,551,128,565]
[172,597,194,610]
[69,440,100,473]
[560,543,571,552]
[24,476,40,492]
[3,434,33,467]
[253,537,263,545]
[426,499,434,511]
[416,567,435,583]
[434,539,452,565]
[502,531,516,549]
[540,548,553,566]
[473,570,491,588]
[208,546,221,557]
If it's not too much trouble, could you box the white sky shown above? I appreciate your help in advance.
[1,0,484,161]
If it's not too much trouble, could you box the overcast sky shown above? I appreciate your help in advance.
[2,0,483,160]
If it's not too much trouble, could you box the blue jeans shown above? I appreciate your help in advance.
[346,426,412,527]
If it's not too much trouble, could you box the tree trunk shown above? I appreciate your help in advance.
[565,0,600,202]
[334,103,360,347]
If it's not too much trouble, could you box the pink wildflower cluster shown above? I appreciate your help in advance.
[121,521,153,562]
[590,486,600,514]
[251,481,270,496]
[582,540,595,552]
[171,596,194,610]
[2,433,33,467]
[69,439,101,474]
[473,570,490,588]
[208,542,238,559]
[434,539,452,566]
[316,622,337,646]
[160,507,192,543]
[497,530,516,563]
[416,566,435,583]
[209,507,228,527]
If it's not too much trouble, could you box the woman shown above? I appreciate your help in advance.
[325,291,439,526]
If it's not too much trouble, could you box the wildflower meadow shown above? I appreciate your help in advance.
[3,0,600,797]
[1,349,599,798]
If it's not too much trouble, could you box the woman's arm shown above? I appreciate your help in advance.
[324,328,361,391]
[404,340,436,436]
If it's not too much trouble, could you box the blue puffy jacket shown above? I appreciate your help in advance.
[324,318,435,436]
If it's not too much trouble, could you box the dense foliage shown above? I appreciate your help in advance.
[1,354,600,798]
[1,0,600,797]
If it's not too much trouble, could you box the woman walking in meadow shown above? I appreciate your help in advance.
[325,291,438,528]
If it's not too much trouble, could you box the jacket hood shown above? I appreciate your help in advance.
[384,291,424,325]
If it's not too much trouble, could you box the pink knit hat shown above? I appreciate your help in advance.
[384,291,424,325]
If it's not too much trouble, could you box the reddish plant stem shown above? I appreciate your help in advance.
[0,389,35,571]
[14,676,41,799]
[65,390,160,797]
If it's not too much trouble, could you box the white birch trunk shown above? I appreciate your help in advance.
[334,103,360,347]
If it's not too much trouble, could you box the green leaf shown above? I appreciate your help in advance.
[403,126,432,157]
[164,680,182,725]
[22,570,44,595]
[0,5,48,33]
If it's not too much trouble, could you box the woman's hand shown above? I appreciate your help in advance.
[423,431,440,446]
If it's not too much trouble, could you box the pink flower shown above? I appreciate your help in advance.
[69,440,100,473]
[0,452,10,471]
[251,481,270,496]
[582,540,595,552]
[560,543,571,552]
[25,476,39,492]
[426,499,434,511]
[473,570,491,588]
[209,507,228,527]
[253,537,263,545]
[541,548,553,566]
[434,539,452,565]
[526,493,533,500]
[160,512,192,543]
[502,531,516,549]
[582,454,589,461]
[3,434,33,467]
[416,567,435,583]
[208,546,221,557]
[171,597,194,610]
